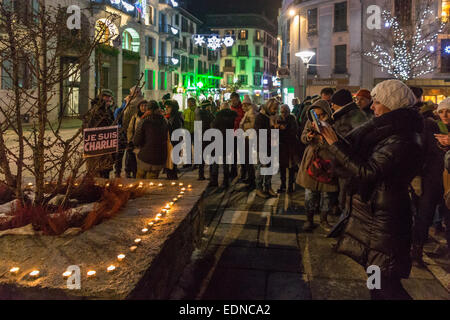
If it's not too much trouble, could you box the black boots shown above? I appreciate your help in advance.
[303,211,315,232]
[411,244,426,268]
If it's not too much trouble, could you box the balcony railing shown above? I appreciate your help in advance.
[237,51,249,57]
[159,24,180,38]
[223,66,235,73]
[159,56,179,68]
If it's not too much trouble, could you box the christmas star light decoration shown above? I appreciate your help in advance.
[170,27,179,35]
[445,46,450,54]
[207,36,222,51]
[223,36,235,47]
[171,57,179,65]
[194,35,205,46]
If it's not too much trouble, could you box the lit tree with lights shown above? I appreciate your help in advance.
[364,0,448,80]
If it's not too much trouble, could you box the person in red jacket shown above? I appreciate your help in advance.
[229,92,245,180]
[230,92,245,130]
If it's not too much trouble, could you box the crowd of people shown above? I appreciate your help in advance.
[85,80,450,300]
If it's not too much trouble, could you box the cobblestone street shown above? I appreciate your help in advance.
[174,168,450,300]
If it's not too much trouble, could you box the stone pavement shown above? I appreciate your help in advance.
[175,168,450,300]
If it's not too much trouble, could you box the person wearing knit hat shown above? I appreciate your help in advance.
[355,89,374,118]
[329,90,369,221]
[320,79,424,299]
[370,79,417,116]
[330,89,353,109]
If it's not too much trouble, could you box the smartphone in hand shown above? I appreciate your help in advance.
[310,109,324,133]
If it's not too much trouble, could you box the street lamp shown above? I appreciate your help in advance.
[289,9,296,17]
[295,50,316,100]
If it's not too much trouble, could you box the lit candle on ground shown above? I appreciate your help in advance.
[148,222,154,227]
[117,254,126,261]
[87,270,96,277]
[161,209,168,214]
[134,238,142,244]
[150,182,154,186]
[173,198,178,202]
[156,213,162,218]
[130,246,137,252]
[171,182,176,186]
[142,228,149,233]
[155,216,161,222]
[118,184,123,187]
[158,183,163,187]
[188,185,192,188]
[107,265,116,272]
[63,271,72,278]
[29,270,40,278]
[169,202,174,206]
[10,267,19,274]
[180,191,185,195]
[178,195,182,198]
[28,183,33,187]
[181,188,186,191]
[106,183,110,187]
[179,183,183,186]
[128,184,134,188]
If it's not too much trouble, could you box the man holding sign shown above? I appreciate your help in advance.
[83,90,118,179]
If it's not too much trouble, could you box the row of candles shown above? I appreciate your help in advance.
[9,181,193,280]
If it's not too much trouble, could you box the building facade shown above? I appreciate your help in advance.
[279,0,450,105]
[205,14,279,104]
[0,0,221,120]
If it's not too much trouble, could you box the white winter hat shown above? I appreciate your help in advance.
[371,80,417,111]
[437,97,450,112]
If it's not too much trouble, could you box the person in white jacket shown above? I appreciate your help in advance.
[238,95,259,189]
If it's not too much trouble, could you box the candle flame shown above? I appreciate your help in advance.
[107,265,116,272]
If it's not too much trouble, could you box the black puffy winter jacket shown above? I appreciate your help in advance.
[133,114,169,166]
[328,108,424,279]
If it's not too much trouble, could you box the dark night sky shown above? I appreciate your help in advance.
[184,0,282,23]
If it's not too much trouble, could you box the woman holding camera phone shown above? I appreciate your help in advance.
[320,80,423,300]
[296,99,338,232]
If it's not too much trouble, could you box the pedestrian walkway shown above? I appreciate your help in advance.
[175,168,450,300]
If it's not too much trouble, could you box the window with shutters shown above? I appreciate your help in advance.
[395,0,412,26]
[334,2,347,32]
[238,75,248,84]
[145,70,154,90]
[308,48,317,75]
[255,46,261,56]
[1,60,30,89]
[307,8,318,36]
[145,5,154,25]
[240,60,246,71]
[159,71,166,90]
[145,37,155,57]
[334,45,347,74]
[253,75,261,86]
[239,30,248,40]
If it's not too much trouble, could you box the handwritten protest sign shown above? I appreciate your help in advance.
[83,126,119,158]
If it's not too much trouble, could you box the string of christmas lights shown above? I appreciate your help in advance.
[365,5,446,81]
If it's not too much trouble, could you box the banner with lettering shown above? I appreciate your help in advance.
[83,126,119,158]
